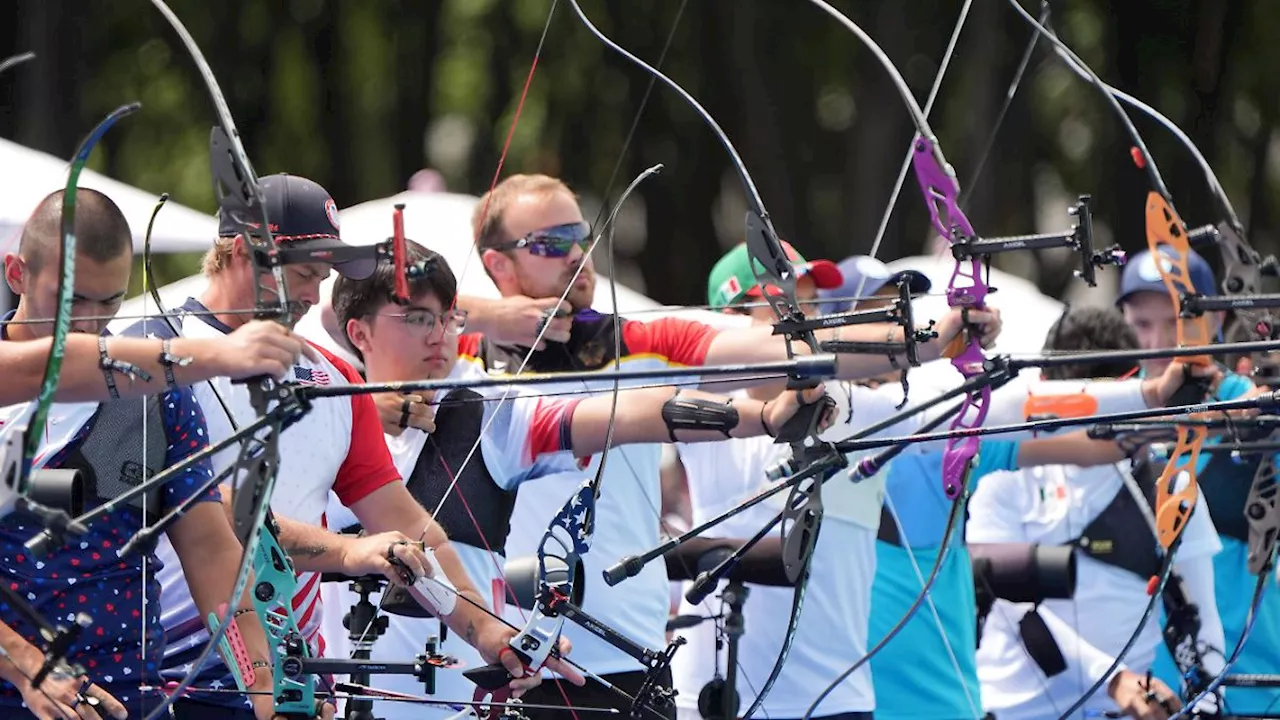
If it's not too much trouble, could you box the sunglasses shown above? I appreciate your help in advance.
[494,222,592,258]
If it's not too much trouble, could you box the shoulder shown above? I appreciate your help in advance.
[310,342,363,384]
[619,316,722,365]
[119,314,183,340]
[457,332,484,360]
[1217,370,1254,400]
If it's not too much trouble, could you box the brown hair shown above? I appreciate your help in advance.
[331,239,458,362]
[201,237,237,275]
[471,174,576,250]
[20,189,132,275]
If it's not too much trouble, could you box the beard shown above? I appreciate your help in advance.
[567,278,595,311]
[532,265,595,312]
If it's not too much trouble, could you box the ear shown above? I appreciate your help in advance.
[4,254,27,295]
[481,248,515,289]
[346,317,374,356]
[233,235,252,262]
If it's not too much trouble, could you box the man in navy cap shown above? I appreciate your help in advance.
[1115,244,1280,714]
[126,174,554,719]
[816,255,931,316]
[1115,244,1219,377]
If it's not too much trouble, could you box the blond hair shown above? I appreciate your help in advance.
[201,236,238,276]
[471,174,576,249]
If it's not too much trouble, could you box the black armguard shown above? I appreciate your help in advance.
[661,391,739,443]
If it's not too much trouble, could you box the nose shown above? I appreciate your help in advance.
[564,238,588,264]
[71,312,103,335]
[422,325,447,347]
[301,283,322,307]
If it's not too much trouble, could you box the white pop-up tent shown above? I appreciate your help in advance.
[0,137,217,254]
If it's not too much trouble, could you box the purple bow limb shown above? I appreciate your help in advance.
[911,136,993,500]
[942,385,992,499]
[911,138,977,241]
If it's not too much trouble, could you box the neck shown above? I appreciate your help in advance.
[6,302,38,343]
[200,274,250,331]
[363,361,393,384]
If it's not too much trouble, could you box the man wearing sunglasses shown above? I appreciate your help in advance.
[402,173,1002,720]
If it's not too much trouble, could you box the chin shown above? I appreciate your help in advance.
[568,286,595,312]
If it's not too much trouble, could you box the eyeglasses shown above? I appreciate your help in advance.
[493,222,592,258]
[380,308,468,336]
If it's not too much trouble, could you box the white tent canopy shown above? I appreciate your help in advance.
[0,137,216,254]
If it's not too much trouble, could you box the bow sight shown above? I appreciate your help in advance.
[948,195,1126,287]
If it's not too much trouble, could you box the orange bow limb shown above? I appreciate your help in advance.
[1146,192,1213,367]
[1154,424,1207,550]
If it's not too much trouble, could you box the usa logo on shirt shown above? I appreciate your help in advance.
[292,366,331,385]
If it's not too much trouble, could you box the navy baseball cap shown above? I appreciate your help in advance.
[217,173,374,280]
[1116,245,1215,307]
[817,256,932,314]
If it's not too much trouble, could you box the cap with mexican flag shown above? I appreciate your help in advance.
[707,240,844,308]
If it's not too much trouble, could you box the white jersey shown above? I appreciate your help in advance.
[671,428,879,718]
[321,365,584,720]
[969,463,1223,720]
[479,316,727,678]
[126,301,401,685]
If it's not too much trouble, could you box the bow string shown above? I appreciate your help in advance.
[1050,53,1280,581]
[143,2,322,718]
[1001,3,1262,715]
[559,3,871,716]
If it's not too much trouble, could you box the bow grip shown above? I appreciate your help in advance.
[462,647,533,690]
[772,394,836,444]
[1166,368,1214,408]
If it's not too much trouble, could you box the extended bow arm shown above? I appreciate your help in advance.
[1048,49,1280,579]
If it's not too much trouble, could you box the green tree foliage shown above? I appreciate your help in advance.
[2,0,1277,305]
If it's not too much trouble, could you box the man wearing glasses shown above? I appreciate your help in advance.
[433,173,1001,719]
[123,174,552,720]
[323,239,831,719]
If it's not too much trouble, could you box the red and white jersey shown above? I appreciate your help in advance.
[139,300,400,680]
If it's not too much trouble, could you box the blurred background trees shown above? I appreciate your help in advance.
[2,0,1275,306]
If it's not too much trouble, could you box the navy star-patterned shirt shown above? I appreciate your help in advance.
[0,389,218,717]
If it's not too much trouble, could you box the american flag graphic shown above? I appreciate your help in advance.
[292,366,331,385]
